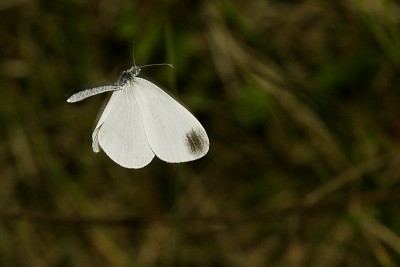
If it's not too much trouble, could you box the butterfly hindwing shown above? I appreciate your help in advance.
[92,90,120,152]
[94,87,155,168]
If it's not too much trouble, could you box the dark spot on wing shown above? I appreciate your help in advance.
[185,129,206,155]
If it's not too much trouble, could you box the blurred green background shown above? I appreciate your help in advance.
[2,0,400,266]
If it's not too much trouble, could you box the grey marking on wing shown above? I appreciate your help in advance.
[67,85,120,103]
[185,129,206,155]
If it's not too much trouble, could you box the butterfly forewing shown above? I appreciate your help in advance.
[132,77,209,163]
[94,87,155,168]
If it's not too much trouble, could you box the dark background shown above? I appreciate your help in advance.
[2,0,400,266]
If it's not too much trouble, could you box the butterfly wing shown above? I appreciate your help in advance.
[92,87,155,168]
[92,91,120,152]
[67,85,120,103]
[132,77,209,163]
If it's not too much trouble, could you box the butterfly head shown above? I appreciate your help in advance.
[117,66,141,86]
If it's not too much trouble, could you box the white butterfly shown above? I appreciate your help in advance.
[67,59,209,169]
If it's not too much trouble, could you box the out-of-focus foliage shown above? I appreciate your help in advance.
[1,0,400,266]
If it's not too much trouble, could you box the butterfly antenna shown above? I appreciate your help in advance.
[131,41,173,70]
[132,41,137,67]
[140,63,174,69]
